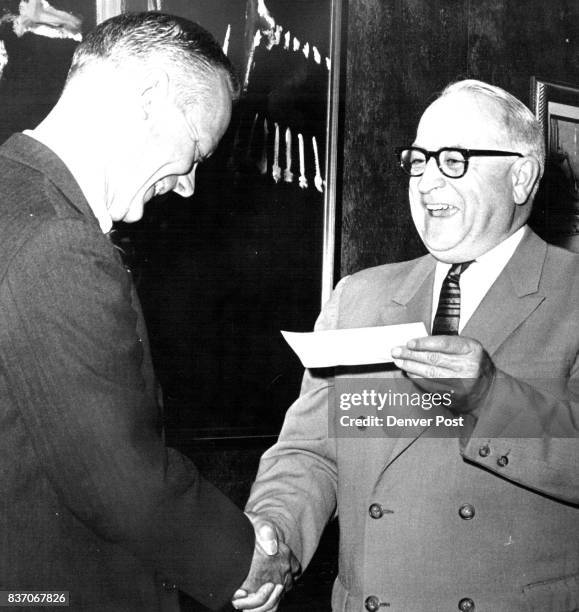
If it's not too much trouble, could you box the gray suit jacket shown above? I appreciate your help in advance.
[248,228,579,611]
[0,134,254,611]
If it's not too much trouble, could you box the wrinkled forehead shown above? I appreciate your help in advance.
[415,92,508,148]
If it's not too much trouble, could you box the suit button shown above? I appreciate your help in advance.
[458,503,475,520]
[369,503,384,519]
[458,597,475,611]
[364,595,380,611]
[162,580,177,591]
[478,444,490,457]
[497,455,509,467]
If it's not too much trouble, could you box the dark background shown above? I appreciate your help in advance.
[1,1,578,610]
[129,0,333,439]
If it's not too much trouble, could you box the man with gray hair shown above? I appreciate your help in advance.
[247,79,579,610]
[0,12,297,612]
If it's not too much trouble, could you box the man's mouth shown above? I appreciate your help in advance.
[425,203,458,217]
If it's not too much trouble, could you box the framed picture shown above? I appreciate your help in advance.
[0,1,91,144]
[0,0,345,440]
[102,0,346,440]
[530,77,579,251]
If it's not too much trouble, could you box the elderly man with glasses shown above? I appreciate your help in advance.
[246,79,579,611]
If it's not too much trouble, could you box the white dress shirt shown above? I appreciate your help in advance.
[431,226,527,333]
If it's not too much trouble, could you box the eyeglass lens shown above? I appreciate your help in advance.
[400,148,467,178]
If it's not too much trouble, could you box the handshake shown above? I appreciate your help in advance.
[232,512,301,612]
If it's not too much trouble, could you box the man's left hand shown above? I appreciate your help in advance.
[391,335,495,413]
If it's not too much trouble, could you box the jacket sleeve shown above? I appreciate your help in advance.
[462,365,579,505]
[245,276,350,568]
[0,218,254,610]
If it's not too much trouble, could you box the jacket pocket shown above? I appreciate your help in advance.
[523,572,579,611]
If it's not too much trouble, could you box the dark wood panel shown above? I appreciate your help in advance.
[466,0,579,104]
[466,0,579,245]
[341,0,469,275]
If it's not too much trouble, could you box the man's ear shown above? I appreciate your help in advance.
[139,67,170,120]
[511,155,541,205]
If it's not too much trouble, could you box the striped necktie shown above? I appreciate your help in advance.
[432,262,472,335]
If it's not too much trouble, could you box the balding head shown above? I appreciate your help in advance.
[406,80,543,262]
[66,11,239,111]
[439,80,545,181]
[33,12,236,227]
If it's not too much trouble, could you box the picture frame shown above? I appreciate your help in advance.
[97,1,345,305]
[530,77,579,250]
[99,0,347,440]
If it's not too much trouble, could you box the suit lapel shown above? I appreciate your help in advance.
[380,255,436,330]
[461,229,546,356]
[369,257,437,470]
[372,230,547,475]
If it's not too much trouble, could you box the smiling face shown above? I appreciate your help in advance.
[112,70,232,224]
[409,91,529,263]
[141,161,198,205]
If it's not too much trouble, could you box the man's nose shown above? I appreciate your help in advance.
[417,157,445,193]
[173,163,197,198]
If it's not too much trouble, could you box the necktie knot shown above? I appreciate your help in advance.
[432,261,473,335]
[447,261,473,281]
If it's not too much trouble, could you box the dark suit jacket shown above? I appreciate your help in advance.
[0,134,254,611]
[248,228,579,611]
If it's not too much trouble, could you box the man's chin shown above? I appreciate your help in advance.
[423,239,470,263]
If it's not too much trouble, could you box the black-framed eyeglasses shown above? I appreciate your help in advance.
[395,146,523,179]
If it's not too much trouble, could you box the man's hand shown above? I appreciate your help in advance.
[232,513,300,612]
[391,335,495,413]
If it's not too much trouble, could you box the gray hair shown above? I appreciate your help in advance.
[66,12,239,108]
[440,79,545,179]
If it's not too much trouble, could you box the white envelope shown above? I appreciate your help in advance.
[281,322,428,368]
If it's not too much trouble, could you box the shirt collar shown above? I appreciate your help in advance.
[435,225,527,279]
[22,129,113,234]
[432,226,527,331]
[471,225,527,270]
